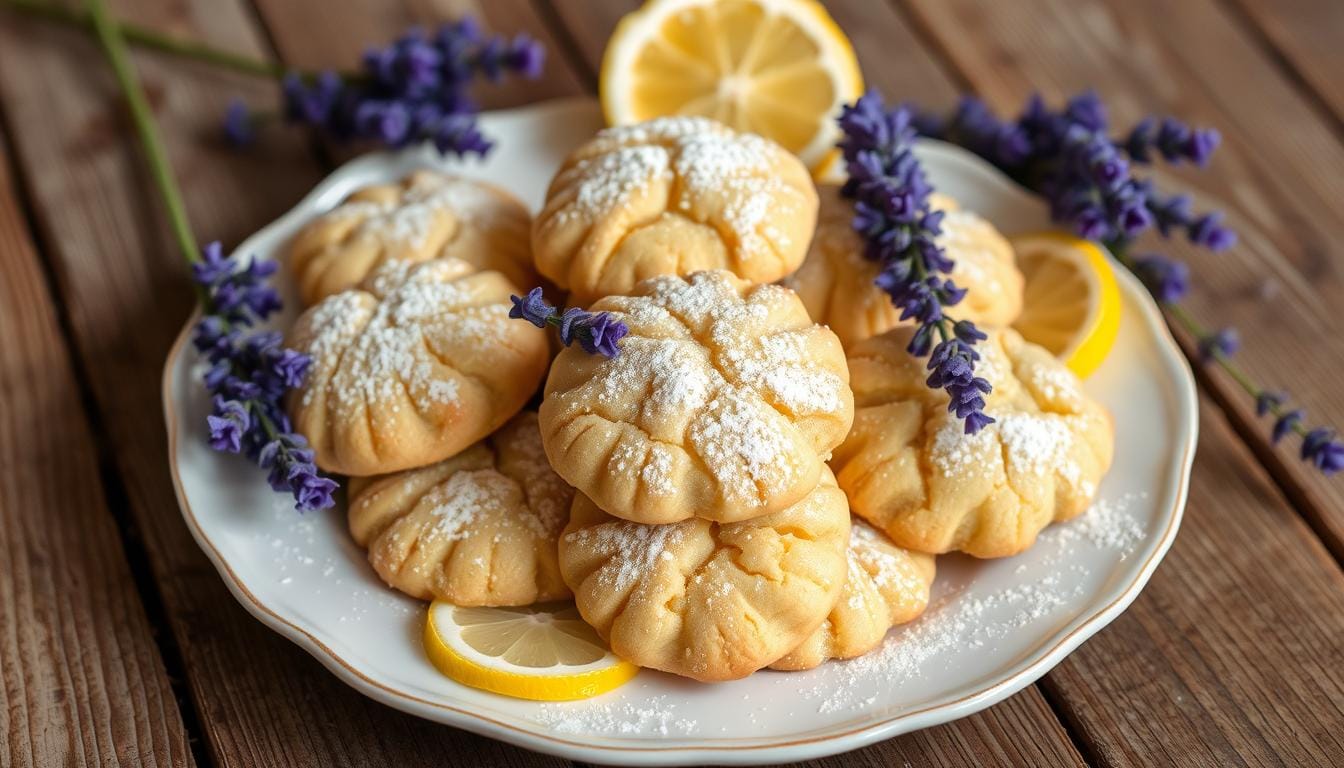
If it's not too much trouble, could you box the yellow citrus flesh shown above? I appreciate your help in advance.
[1011,232,1122,379]
[600,0,863,172]
[424,601,638,701]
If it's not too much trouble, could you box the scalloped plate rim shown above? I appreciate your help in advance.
[162,96,1197,766]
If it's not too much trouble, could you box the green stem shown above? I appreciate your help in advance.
[86,0,198,271]
[1111,243,1309,438]
[3,0,352,81]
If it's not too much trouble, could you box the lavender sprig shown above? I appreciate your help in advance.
[509,287,627,358]
[226,21,544,156]
[838,92,993,434]
[84,0,338,509]
[191,243,338,511]
[915,91,1342,474]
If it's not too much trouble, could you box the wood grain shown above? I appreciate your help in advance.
[0,3,565,767]
[897,0,1344,558]
[544,2,1088,765]
[1041,399,1344,765]
[1227,0,1344,130]
[0,132,192,765]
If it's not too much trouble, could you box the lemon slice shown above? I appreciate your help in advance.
[600,0,863,172]
[424,601,638,701]
[1010,232,1121,378]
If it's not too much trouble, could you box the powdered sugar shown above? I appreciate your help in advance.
[803,490,1149,714]
[532,694,697,736]
[552,117,800,258]
[421,470,510,543]
[295,260,508,419]
[565,521,687,594]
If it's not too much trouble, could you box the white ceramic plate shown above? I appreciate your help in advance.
[163,98,1198,766]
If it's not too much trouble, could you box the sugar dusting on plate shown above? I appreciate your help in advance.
[803,490,1149,715]
[525,490,1149,734]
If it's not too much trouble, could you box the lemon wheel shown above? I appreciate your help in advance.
[600,0,863,172]
[424,601,638,701]
[1011,232,1121,378]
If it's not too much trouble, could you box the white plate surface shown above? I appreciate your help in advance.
[164,97,1198,766]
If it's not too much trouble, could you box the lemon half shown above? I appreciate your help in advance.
[1010,232,1121,379]
[424,601,637,701]
[600,0,863,172]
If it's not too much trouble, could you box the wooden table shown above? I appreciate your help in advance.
[2,0,1342,765]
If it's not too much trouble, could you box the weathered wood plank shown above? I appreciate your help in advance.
[898,0,1344,558]
[0,2,565,766]
[1227,0,1344,131]
[1041,399,1344,765]
[0,131,192,766]
[545,2,1087,766]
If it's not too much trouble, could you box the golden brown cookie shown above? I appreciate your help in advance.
[532,117,818,303]
[288,258,549,475]
[347,412,572,606]
[290,171,535,305]
[770,519,935,671]
[539,270,853,525]
[831,326,1113,558]
[783,189,1024,347]
[559,468,851,682]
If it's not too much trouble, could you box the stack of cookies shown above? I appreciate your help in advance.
[282,114,1114,684]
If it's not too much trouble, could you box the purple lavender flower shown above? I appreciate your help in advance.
[223,100,255,147]
[911,89,1342,475]
[509,287,554,327]
[1302,429,1344,474]
[192,240,335,512]
[1197,328,1239,361]
[207,398,249,453]
[508,287,627,358]
[236,19,545,156]
[1273,409,1304,444]
[1255,391,1285,417]
[839,91,992,433]
[1131,255,1190,304]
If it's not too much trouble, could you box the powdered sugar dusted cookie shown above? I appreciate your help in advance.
[784,189,1024,347]
[347,412,572,606]
[290,171,536,305]
[539,270,854,524]
[770,519,935,671]
[832,326,1113,558]
[559,468,850,681]
[288,258,549,476]
[532,117,818,303]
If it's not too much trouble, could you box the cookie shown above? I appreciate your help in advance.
[288,258,549,475]
[539,270,853,524]
[532,117,818,303]
[784,189,1024,347]
[347,412,572,606]
[559,468,850,681]
[770,519,935,671]
[290,171,535,305]
[831,326,1113,558]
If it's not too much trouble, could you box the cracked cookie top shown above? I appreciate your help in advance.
[831,326,1113,558]
[287,258,549,475]
[559,467,850,681]
[289,171,536,306]
[538,270,853,524]
[531,117,818,303]
[346,412,572,606]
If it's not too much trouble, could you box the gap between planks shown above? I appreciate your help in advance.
[0,78,211,768]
